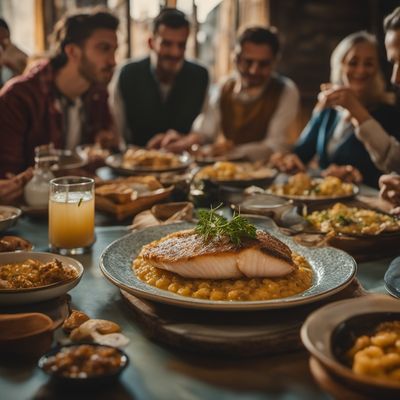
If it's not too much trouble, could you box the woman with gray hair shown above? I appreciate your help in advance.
[273,31,400,188]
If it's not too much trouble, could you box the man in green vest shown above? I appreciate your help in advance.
[110,8,209,149]
[167,26,300,160]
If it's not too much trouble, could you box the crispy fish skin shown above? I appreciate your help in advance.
[141,229,296,279]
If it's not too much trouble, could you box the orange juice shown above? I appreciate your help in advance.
[49,192,94,249]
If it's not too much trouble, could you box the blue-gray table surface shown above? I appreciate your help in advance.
[0,211,393,400]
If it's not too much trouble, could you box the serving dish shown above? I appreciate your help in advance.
[301,295,400,397]
[38,343,129,387]
[268,174,359,204]
[0,252,83,305]
[0,206,22,232]
[106,151,192,175]
[196,162,277,188]
[100,217,356,311]
[95,176,174,220]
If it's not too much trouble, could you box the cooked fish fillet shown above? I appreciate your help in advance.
[141,229,296,279]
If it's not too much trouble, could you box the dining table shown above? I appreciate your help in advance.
[0,186,395,400]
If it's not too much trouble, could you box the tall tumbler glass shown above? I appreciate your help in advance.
[49,176,95,254]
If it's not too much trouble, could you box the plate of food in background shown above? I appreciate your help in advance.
[106,148,192,175]
[0,206,22,233]
[195,161,278,188]
[100,214,356,311]
[285,202,400,261]
[268,173,359,204]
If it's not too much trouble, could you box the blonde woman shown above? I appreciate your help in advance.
[275,31,400,187]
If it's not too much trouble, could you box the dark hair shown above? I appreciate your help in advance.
[384,7,400,32]
[0,18,10,33]
[50,8,119,69]
[237,27,280,56]
[153,7,189,34]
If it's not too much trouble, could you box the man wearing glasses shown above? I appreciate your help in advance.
[171,27,299,160]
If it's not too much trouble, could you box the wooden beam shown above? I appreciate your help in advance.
[34,0,45,52]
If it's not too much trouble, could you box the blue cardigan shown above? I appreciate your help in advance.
[294,105,400,187]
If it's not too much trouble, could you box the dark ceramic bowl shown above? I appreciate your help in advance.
[301,295,400,398]
[38,343,129,388]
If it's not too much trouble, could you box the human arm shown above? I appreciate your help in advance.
[0,168,33,205]
[0,84,30,176]
[354,119,400,173]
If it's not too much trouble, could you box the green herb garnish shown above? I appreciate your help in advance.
[78,197,83,207]
[195,205,257,246]
[336,214,352,226]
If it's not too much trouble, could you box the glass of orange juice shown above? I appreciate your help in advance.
[49,176,95,255]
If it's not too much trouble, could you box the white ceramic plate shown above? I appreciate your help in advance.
[0,252,83,305]
[99,217,356,311]
[106,152,192,175]
[301,294,400,392]
[0,206,22,233]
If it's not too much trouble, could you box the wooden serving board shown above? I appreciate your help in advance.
[96,186,173,221]
[121,280,366,357]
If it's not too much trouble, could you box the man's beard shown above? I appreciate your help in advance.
[78,53,113,85]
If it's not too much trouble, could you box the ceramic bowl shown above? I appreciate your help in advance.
[0,252,83,305]
[0,206,22,233]
[0,312,53,359]
[38,343,129,387]
[301,295,400,398]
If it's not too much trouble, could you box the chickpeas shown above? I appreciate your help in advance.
[347,321,400,382]
[132,254,312,302]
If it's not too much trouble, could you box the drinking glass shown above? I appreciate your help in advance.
[49,176,95,255]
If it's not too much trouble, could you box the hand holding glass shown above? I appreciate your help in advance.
[49,177,95,254]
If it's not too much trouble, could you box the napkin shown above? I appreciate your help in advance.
[130,202,194,230]
[384,256,400,298]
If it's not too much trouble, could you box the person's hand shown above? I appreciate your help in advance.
[147,130,186,152]
[94,130,119,151]
[322,164,363,183]
[379,174,400,206]
[317,85,371,125]
[0,168,33,205]
[269,152,306,174]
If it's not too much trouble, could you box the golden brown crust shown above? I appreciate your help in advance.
[141,229,293,265]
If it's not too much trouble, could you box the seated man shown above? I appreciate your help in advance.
[168,27,300,160]
[110,8,209,148]
[0,18,28,86]
[0,9,119,177]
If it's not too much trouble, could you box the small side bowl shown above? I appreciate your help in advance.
[38,343,129,388]
[0,206,22,233]
[0,312,53,359]
[301,295,400,397]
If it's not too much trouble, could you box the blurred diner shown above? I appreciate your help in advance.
[0,8,119,178]
[110,8,209,149]
[168,26,300,160]
[0,17,28,87]
[271,31,400,188]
